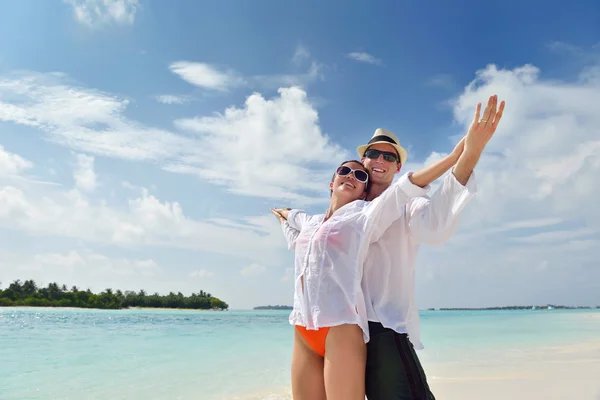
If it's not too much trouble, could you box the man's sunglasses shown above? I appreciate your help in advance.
[364,149,399,163]
[336,166,369,183]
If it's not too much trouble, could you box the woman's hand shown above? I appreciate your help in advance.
[270,208,287,223]
[272,208,291,220]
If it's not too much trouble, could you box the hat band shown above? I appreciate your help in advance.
[367,135,398,146]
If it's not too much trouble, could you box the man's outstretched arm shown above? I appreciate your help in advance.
[408,138,464,188]
[453,95,505,185]
[409,95,504,189]
[408,95,505,246]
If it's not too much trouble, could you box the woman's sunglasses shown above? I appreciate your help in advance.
[336,166,369,183]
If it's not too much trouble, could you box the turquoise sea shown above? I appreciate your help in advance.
[1,307,600,400]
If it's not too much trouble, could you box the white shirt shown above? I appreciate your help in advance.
[363,171,477,349]
[283,171,477,349]
[282,172,429,343]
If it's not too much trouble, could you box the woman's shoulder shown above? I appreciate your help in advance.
[337,200,369,216]
[302,212,326,224]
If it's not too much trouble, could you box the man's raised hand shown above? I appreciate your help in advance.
[452,95,506,185]
[465,95,505,156]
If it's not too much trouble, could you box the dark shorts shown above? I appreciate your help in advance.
[365,322,435,400]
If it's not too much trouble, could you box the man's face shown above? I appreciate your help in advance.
[361,143,401,185]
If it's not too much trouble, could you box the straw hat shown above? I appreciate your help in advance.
[356,128,408,164]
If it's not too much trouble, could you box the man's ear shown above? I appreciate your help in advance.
[329,181,334,192]
[395,162,402,174]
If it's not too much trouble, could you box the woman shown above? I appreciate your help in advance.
[270,158,436,400]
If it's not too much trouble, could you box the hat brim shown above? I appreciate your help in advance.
[357,141,408,165]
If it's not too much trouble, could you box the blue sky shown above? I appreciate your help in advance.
[1,0,599,309]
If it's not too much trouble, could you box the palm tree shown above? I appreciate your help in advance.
[47,283,61,299]
[22,280,37,295]
[8,280,23,294]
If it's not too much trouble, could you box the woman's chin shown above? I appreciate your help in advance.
[335,187,362,200]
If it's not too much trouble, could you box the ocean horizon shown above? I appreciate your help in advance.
[2,307,600,399]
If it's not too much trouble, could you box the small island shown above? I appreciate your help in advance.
[254,305,293,310]
[0,279,229,311]
[430,305,598,311]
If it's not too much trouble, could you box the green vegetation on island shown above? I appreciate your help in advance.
[0,280,229,310]
[254,305,293,310]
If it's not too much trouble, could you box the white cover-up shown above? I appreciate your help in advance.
[282,172,428,343]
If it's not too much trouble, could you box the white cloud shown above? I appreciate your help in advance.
[240,263,266,277]
[168,62,245,91]
[347,52,383,66]
[65,0,139,27]
[0,145,32,176]
[0,176,290,266]
[169,54,324,92]
[511,228,597,244]
[73,154,97,192]
[155,95,191,105]
[411,61,600,307]
[450,63,600,229]
[0,71,342,203]
[426,73,456,90]
[172,86,346,202]
[293,45,311,66]
[190,270,214,279]
[251,62,324,90]
[547,41,600,63]
[254,46,324,89]
[0,72,183,162]
[268,46,325,88]
[33,250,85,267]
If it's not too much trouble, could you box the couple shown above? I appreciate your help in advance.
[271,95,505,400]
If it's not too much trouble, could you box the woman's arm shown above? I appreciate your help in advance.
[272,208,309,231]
[271,208,301,250]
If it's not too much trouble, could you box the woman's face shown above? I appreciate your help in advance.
[329,161,369,201]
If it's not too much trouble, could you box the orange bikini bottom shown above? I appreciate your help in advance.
[296,325,331,357]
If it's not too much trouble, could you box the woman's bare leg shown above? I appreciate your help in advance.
[291,327,326,400]
[323,324,367,400]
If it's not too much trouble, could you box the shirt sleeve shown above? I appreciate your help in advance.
[362,172,430,242]
[407,170,477,246]
[287,209,310,231]
[280,220,301,250]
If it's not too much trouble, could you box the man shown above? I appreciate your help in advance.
[276,95,505,399]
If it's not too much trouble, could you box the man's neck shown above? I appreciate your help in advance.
[366,181,391,201]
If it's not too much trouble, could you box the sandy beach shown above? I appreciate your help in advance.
[425,340,600,399]
[233,340,600,400]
